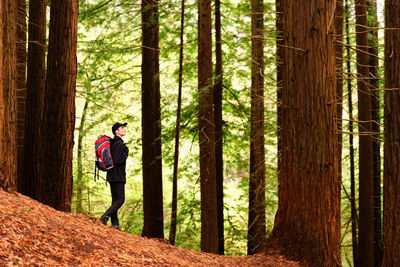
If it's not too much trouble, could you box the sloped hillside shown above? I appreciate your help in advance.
[0,189,301,266]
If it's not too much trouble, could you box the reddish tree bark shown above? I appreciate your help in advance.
[35,0,78,212]
[276,0,282,171]
[335,0,343,178]
[248,0,266,255]
[268,0,341,265]
[0,0,18,192]
[214,0,224,255]
[355,1,374,265]
[16,0,26,192]
[383,1,400,265]
[198,0,218,253]
[367,1,382,266]
[335,1,343,258]
[141,0,164,239]
[22,0,46,198]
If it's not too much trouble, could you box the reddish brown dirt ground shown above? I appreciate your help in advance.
[0,189,301,266]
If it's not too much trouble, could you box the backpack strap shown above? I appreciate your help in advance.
[94,163,108,185]
[94,163,101,182]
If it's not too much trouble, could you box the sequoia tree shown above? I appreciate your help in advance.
[16,0,26,190]
[268,0,341,265]
[141,0,164,238]
[214,0,224,255]
[276,0,282,170]
[248,0,266,255]
[335,4,343,259]
[355,0,374,265]
[383,0,400,265]
[367,1,382,265]
[35,0,78,212]
[335,0,343,186]
[198,0,218,253]
[0,0,18,191]
[22,0,47,198]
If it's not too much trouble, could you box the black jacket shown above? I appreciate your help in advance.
[106,136,129,183]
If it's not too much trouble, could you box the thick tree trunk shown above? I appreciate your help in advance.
[248,0,265,256]
[367,1,382,266]
[0,0,18,192]
[268,0,341,265]
[335,0,343,174]
[276,0,282,171]
[198,0,218,253]
[355,1,374,265]
[141,0,164,239]
[35,0,78,212]
[335,3,343,146]
[383,1,400,265]
[345,0,358,265]
[169,0,185,246]
[214,0,224,256]
[335,0,343,255]
[16,0,26,192]
[22,0,46,198]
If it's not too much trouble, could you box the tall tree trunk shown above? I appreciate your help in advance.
[16,0,26,192]
[22,0,46,198]
[248,0,265,255]
[169,0,185,246]
[268,0,341,265]
[345,0,359,265]
[141,0,164,239]
[76,99,89,214]
[214,0,224,256]
[0,0,18,192]
[198,0,218,253]
[367,1,382,266]
[335,0,343,255]
[35,0,78,212]
[383,1,400,265]
[335,0,343,177]
[276,0,282,173]
[355,1,374,265]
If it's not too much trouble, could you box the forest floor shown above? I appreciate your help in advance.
[0,189,302,266]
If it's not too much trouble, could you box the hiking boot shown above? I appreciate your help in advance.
[97,216,108,225]
[111,225,121,231]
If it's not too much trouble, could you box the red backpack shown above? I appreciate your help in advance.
[94,135,114,181]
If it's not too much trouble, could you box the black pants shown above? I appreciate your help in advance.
[102,182,125,226]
